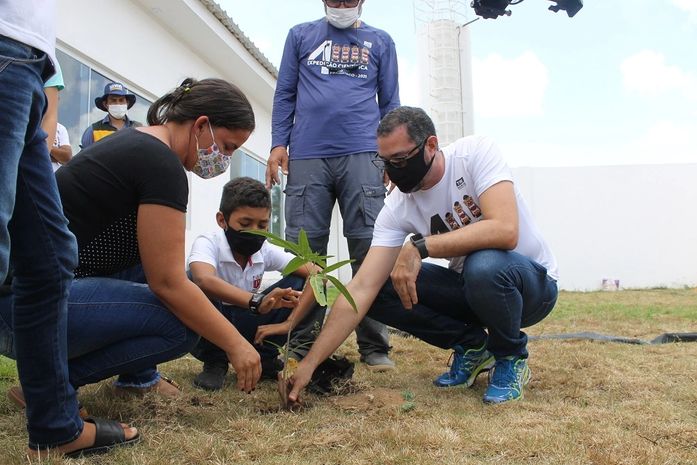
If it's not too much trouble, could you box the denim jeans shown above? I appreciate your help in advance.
[0,35,81,449]
[104,263,160,388]
[0,277,199,387]
[191,275,321,363]
[368,249,558,358]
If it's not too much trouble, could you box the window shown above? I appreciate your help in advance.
[56,49,152,154]
[229,151,284,237]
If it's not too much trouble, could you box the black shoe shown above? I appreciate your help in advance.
[260,358,284,380]
[193,361,228,391]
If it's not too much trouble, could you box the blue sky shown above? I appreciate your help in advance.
[220,0,697,167]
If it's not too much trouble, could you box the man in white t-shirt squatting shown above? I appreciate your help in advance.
[287,106,559,405]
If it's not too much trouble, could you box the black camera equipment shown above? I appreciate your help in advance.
[470,0,583,19]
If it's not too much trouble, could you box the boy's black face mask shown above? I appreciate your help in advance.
[384,143,435,193]
[224,226,266,257]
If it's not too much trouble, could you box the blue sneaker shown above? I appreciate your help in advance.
[483,356,531,404]
[433,344,495,387]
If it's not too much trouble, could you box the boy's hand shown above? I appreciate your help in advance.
[258,287,301,314]
[254,321,291,344]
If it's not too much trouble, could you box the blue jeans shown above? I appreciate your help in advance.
[368,250,558,358]
[104,263,160,388]
[0,36,81,449]
[0,277,199,388]
[191,275,320,363]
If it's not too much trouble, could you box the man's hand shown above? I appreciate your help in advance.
[287,359,315,406]
[389,242,423,309]
[265,146,289,188]
[226,339,261,393]
[258,287,301,315]
[254,321,291,345]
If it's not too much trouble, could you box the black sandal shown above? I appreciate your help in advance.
[65,417,141,458]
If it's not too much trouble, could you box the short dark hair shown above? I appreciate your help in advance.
[219,177,271,219]
[147,78,255,132]
[377,106,436,144]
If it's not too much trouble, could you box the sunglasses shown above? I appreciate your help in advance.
[372,137,429,170]
[325,0,361,7]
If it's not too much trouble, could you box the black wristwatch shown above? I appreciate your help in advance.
[410,233,429,259]
[248,292,264,314]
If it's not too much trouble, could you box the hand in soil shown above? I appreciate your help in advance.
[278,374,303,411]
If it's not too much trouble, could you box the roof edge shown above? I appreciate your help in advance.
[198,0,278,79]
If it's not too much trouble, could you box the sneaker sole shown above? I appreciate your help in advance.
[433,355,495,388]
[465,355,496,387]
[364,363,396,373]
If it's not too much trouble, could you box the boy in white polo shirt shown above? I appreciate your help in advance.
[188,177,323,390]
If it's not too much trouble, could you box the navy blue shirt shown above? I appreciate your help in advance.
[80,114,142,149]
[272,18,400,159]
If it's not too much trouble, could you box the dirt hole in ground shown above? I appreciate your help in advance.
[330,388,405,412]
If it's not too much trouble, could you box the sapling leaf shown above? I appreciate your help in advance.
[309,274,327,306]
[326,275,357,312]
[247,229,303,255]
[326,285,340,306]
[322,259,355,274]
[298,229,312,257]
[282,256,310,276]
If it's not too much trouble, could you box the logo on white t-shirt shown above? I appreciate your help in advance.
[252,274,263,290]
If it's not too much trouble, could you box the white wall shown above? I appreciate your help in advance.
[513,163,697,290]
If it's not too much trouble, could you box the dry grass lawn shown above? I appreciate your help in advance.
[0,288,696,464]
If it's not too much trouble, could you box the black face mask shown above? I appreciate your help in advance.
[224,226,266,257]
[384,143,436,193]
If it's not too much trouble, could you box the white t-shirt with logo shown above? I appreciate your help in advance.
[372,135,558,280]
[188,229,297,304]
[51,122,70,172]
[0,0,57,67]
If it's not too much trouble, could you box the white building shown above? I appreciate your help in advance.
[56,0,286,258]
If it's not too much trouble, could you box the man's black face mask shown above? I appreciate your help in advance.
[384,140,435,193]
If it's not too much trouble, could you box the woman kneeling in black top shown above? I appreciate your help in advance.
[0,78,263,401]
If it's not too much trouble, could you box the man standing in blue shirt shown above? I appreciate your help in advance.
[266,0,400,370]
[80,82,142,148]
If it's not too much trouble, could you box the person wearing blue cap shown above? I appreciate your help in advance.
[80,82,142,149]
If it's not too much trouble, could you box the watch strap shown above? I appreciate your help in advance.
[248,292,263,314]
[410,233,429,259]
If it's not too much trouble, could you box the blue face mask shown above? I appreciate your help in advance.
[192,122,231,179]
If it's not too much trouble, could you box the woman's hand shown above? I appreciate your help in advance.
[226,339,261,393]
